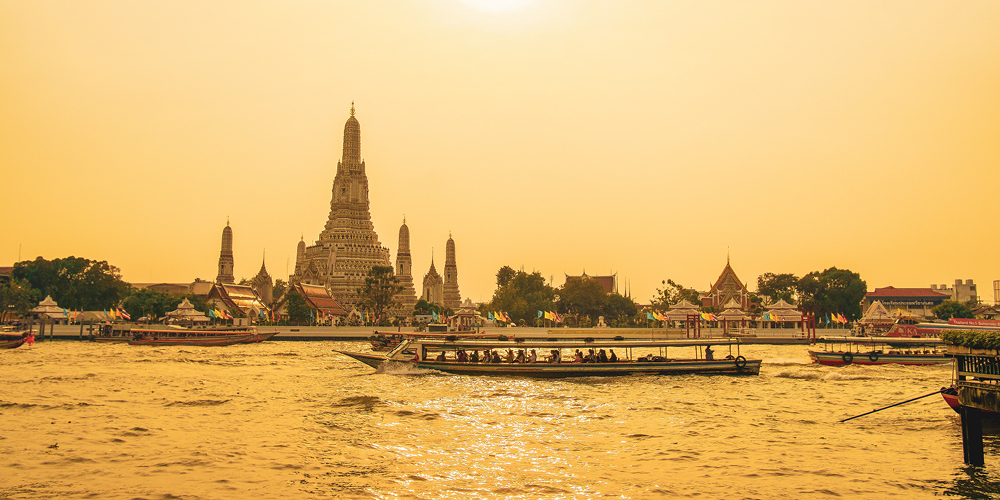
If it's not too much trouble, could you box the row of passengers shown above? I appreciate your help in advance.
[429,348,619,363]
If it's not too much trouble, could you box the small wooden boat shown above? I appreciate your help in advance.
[0,336,28,349]
[808,336,948,366]
[337,338,761,377]
[128,335,253,346]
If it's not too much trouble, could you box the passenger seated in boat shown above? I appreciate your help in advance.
[528,349,537,363]
[457,350,467,362]
[470,350,480,363]
[436,351,446,361]
[546,349,559,363]
[573,350,584,363]
[705,346,714,361]
[505,349,515,363]
[515,349,525,363]
[598,349,608,363]
[492,350,502,363]
[609,349,618,362]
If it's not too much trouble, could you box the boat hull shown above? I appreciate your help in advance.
[808,350,949,366]
[129,335,253,346]
[0,337,27,349]
[336,350,761,377]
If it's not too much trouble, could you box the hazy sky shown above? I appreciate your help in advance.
[2,1,998,304]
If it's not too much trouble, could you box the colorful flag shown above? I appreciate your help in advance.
[119,307,131,320]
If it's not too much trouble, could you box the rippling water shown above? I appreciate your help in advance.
[2,341,1000,499]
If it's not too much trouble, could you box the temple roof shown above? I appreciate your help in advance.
[865,286,950,298]
[297,284,346,316]
[208,284,268,315]
[708,260,747,295]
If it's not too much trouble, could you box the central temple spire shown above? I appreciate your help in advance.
[342,103,361,168]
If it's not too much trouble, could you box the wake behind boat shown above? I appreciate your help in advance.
[337,338,761,377]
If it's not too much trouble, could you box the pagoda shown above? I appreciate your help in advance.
[393,218,418,316]
[290,104,391,310]
[442,234,462,309]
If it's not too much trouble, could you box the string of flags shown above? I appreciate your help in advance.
[488,311,514,322]
[536,311,564,323]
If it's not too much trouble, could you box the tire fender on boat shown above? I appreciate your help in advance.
[868,352,879,362]
[842,352,854,364]
[735,355,747,369]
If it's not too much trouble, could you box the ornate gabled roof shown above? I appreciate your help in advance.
[208,284,268,315]
[297,283,346,316]
[766,299,797,311]
[708,260,747,295]
[668,299,700,311]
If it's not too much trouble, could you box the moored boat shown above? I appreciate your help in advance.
[126,327,278,346]
[0,335,29,349]
[337,338,761,377]
[808,336,948,366]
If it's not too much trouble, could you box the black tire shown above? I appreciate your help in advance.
[735,355,747,368]
[868,352,879,362]
[842,352,854,364]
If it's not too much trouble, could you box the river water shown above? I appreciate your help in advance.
[2,341,1000,499]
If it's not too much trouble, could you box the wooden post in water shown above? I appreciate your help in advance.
[961,406,985,466]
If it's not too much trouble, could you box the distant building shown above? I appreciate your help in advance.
[863,286,951,318]
[930,279,978,304]
[442,234,462,310]
[995,280,1000,306]
[0,266,12,285]
[701,258,749,310]
[273,283,347,321]
[422,257,444,305]
[216,220,235,284]
[564,272,617,294]
[393,218,418,316]
[206,283,268,318]
[250,256,273,305]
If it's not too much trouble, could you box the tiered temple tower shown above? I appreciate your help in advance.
[250,253,273,305]
[394,218,418,315]
[216,220,235,284]
[422,255,444,305]
[290,104,391,310]
[442,234,461,309]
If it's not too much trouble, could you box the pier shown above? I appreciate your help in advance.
[948,344,1000,466]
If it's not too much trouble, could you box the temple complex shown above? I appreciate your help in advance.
[290,104,391,310]
[393,218,418,315]
[422,256,444,305]
[565,272,617,294]
[216,220,235,284]
[442,234,462,309]
[701,257,750,310]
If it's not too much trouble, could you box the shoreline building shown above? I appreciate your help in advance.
[216,220,235,284]
[862,286,951,318]
[442,234,462,310]
[250,254,273,305]
[930,279,979,304]
[290,105,391,310]
[701,257,749,310]
[564,271,617,294]
[393,218,418,315]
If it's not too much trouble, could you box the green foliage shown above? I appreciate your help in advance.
[414,299,451,317]
[284,291,312,325]
[757,273,798,304]
[557,277,608,322]
[485,266,556,325]
[12,256,130,310]
[603,293,637,326]
[356,265,403,322]
[932,300,974,320]
[0,278,41,323]
[941,330,1000,350]
[649,279,700,311]
[272,279,287,304]
[795,267,866,320]
[122,288,183,321]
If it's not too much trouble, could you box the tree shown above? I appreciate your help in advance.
[272,279,287,304]
[557,277,608,322]
[757,273,798,304]
[0,278,41,323]
[603,293,638,327]
[121,288,184,321]
[12,256,130,310]
[485,267,556,324]
[649,279,700,311]
[414,299,450,317]
[284,291,312,325]
[795,267,867,320]
[932,300,974,320]
[356,266,403,323]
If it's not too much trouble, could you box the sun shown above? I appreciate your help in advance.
[457,0,535,14]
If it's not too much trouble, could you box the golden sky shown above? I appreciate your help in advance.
[2,1,998,304]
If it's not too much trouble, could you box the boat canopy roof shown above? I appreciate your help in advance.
[818,336,943,345]
[399,338,746,350]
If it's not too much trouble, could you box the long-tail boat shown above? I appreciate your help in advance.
[337,338,761,377]
[808,336,948,366]
[126,327,278,346]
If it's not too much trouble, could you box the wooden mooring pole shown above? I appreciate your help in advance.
[961,406,985,466]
